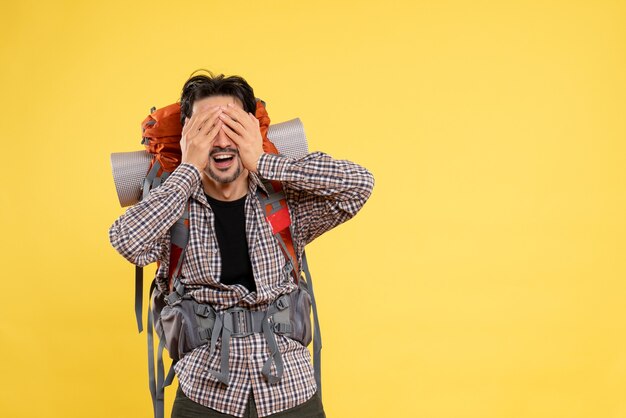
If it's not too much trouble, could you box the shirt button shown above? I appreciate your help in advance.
[268,171,274,177]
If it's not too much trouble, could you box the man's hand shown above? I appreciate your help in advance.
[180,106,223,171]
[219,103,264,173]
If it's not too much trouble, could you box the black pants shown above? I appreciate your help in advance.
[171,386,326,418]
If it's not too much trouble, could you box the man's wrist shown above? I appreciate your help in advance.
[181,158,205,174]
[251,152,264,174]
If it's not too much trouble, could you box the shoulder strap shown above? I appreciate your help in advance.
[301,251,322,398]
[256,179,323,397]
[134,158,164,333]
[256,179,299,281]
[134,171,190,418]
[167,202,190,291]
[146,279,177,418]
[134,173,190,332]
[145,203,190,418]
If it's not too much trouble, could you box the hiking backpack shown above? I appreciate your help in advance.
[110,100,322,418]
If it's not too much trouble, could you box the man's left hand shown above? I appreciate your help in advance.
[219,103,264,173]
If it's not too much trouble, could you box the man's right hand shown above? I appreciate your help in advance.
[180,106,223,172]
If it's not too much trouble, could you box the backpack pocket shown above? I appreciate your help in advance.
[288,282,313,347]
[158,298,211,361]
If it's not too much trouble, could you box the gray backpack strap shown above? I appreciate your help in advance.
[255,179,322,395]
[135,159,164,334]
[273,231,297,279]
[150,203,191,416]
[163,364,176,387]
[144,201,190,418]
[208,313,232,385]
[169,203,190,283]
[135,266,143,332]
[255,180,298,279]
[154,339,166,418]
[261,304,285,383]
[146,280,174,418]
[143,160,161,200]
[156,337,166,418]
[207,306,286,386]
[301,251,322,397]
[147,280,163,418]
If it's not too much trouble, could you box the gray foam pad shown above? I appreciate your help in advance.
[111,118,309,207]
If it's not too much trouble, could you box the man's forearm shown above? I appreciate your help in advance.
[257,152,374,202]
[257,151,375,245]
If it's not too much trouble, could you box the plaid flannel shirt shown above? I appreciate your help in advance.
[109,152,374,417]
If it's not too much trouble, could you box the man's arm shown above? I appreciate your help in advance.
[110,106,223,265]
[108,163,200,265]
[256,152,375,245]
[217,103,374,243]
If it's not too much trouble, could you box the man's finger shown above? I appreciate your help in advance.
[205,119,223,143]
[188,106,222,135]
[222,105,255,130]
[219,112,245,136]
[196,106,224,132]
[183,111,204,136]
[221,122,241,145]
[248,112,260,126]
[198,110,224,138]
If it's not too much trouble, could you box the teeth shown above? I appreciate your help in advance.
[214,155,233,160]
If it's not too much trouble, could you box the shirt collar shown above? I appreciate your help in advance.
[248,171,269,195]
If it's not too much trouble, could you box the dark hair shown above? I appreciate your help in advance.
[179,71,256,126]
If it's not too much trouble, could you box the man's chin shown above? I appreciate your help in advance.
[205,163,244,184]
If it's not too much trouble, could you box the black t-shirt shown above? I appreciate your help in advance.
[205,193,256,293]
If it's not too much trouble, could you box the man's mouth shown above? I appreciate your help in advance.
[212,152,236,169]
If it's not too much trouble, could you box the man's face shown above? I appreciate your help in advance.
[191,95,246,184]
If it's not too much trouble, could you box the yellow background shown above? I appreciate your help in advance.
[1,1,625,417]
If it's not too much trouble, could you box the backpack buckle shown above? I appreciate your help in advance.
[272,322,292,334]
[282,261,294,278]
[225,307,253,338]
[276,295,290,311]
[195,304,213,318]
[165,291,181,305]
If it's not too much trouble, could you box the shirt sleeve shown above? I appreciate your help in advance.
[108,163,201,266]
[256,152,375,245]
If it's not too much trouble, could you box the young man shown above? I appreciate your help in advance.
[109,73,374,417]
